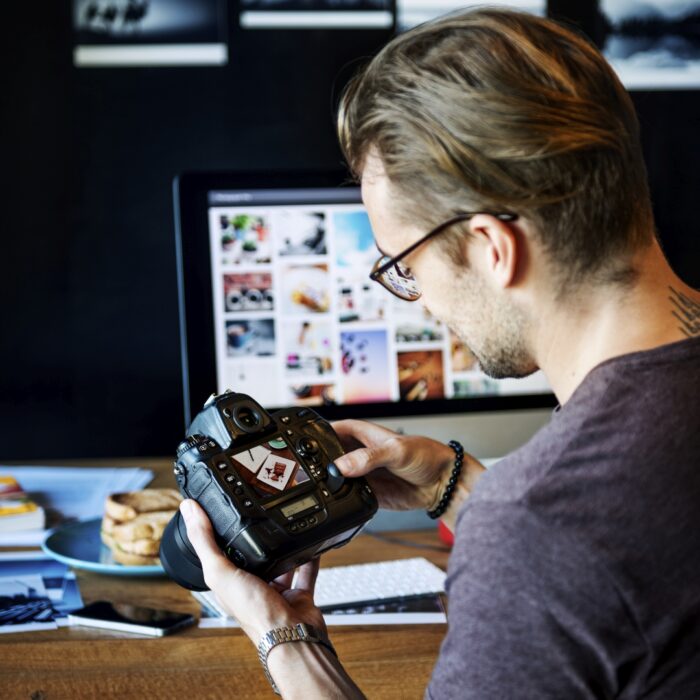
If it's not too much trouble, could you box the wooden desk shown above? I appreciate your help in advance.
[0,459,449,699]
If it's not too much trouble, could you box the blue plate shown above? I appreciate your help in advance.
[42,517,165,576]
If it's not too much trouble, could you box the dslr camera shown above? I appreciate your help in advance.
[160,391,378,591]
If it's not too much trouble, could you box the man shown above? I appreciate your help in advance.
[179,8,700,698]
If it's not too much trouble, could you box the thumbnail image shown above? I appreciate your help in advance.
[599,1,700,89]
[220,213,272,264]
[285,384,337,406]
[282,320,334,376]
[231,437,310,498]
[397,350,445,401]
[340,330,391,403]
[334,210,376,270]
[450,332,479,372]
[393,305,444,344]
[281,264,331,314]
[453,378,500,397]
[72,0,228,67]
[225,319,275,357]
[223,272,274,312]
[337,281,386,323]
[274,210,327,256]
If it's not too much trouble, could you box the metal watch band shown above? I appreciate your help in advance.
[257,622,337,695]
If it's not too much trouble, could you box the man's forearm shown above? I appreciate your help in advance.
[266,640,365,699]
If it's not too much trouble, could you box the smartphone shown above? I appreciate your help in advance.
[68,601,196,637]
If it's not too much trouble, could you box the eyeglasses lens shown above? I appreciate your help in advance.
[381,263,421,301]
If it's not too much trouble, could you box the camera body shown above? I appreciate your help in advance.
[160,391,378,591]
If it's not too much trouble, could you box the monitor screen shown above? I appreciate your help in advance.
[175,172,555,427]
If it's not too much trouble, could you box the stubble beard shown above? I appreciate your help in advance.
[448,272,538,380]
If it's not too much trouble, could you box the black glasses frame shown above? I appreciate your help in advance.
[369,211,518,299]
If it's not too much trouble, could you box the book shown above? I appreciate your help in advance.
[0,476,46,533]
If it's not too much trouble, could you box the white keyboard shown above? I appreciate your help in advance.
[314,557,446,609]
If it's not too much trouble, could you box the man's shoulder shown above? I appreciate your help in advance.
[471,336,700,508]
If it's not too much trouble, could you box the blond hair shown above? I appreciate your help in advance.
[338,8,654,286]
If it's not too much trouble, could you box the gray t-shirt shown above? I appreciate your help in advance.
[428,337,700,699]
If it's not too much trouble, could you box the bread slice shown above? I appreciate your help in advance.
[104,489,182,523]
[115,537,162,556]
[111,545,161,567]
[101,514,118,535]
[110,511,175,543]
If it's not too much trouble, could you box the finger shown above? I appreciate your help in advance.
[332,419,398,449]
[271,569,295,591]
[294,558,320,594]
[180,500,242,589]
[334,438,404,477]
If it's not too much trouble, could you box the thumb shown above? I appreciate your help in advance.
[335,441,396,477]
[179,499,232,587]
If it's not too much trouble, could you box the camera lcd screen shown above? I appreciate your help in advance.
[231,434,310,499]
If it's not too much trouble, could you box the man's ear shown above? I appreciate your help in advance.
[465,214,522,288]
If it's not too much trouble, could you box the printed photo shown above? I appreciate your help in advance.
[452,377,500,398]
[223,272,274,312]
[334,210,377,270]
[72,0,228,67]
[231,436,311,498]
[599,1,700,89]
[397,0,543,33]
[282,320,334,376]
[220,213,272,265]
[450,332,479,372]
[337,281,386,323]
[274,211,327,256]
[0,552,83,632]
[397,350,445,401]
[239,0,393,30]
[393,304,444,344]
[281,264,331,314]
[340,330,391,403]
[285,383,337,406]
[225,319,275,357]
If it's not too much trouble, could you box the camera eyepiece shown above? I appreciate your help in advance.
[231,402,263,433]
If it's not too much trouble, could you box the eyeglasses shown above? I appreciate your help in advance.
[369,211,518,301]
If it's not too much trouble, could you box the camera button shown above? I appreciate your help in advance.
[216,462,227,470]
[281,416,290,424]
[285,429,294,436]
[289,523,298,532]
[243,499,253,508]
[225,474,236,483]
[234,487,244,496]
[297,408,311,417]
[308,516,317,525]
[298,520,308,529]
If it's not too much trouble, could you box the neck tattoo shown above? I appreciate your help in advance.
[669,286,700,338]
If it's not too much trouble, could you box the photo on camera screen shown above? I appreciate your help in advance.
[231,436,310,498]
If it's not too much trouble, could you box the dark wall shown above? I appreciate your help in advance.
[1,3,698,460]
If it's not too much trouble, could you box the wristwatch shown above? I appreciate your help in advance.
[257,622,337,695]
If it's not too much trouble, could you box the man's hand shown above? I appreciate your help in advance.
[180,499,366,699]
[180,499,325,643]
[333,420,485,528]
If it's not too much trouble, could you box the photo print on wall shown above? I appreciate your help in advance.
[72,0,228,67]
[598,0,700,89]
[239,0,394,29]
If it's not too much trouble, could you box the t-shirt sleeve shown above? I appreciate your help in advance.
[426,501,643,700]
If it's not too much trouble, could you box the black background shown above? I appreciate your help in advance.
[1,1,697,460]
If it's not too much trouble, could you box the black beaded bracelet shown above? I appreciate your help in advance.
[426,440,465,520]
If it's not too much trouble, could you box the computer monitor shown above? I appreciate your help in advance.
[174,172,555,465]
